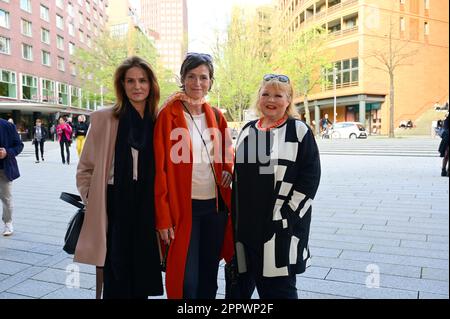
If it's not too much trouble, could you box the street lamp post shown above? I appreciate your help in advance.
[333,67,337,124]
[100,85,104,109]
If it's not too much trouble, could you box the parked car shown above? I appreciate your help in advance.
[329,122,367,139]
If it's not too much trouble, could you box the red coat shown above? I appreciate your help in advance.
[154,100,234,299]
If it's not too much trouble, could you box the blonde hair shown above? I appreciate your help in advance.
[77,115,86,122]
[112,56,160,119]
[253,79,300,119]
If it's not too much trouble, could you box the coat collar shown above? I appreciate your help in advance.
[170,99,219,131]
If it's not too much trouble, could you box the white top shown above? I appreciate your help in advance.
[184,112,216,200]
[108,147,139,185]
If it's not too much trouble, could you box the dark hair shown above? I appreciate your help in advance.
[179,53,214,91]
[113,56,160,120]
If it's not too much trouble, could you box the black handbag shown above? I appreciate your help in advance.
[225,255,241,298]
[60,192,85,255]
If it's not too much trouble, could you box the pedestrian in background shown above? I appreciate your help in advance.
[56,117,72,165]
[75,56,163,299]
[32,119,48,163]
[154,52,234,299]
[74,115,89,157]
[230,74,321,299]
[438,114,449,177]
[320,113,332,138]
[0,118,24,236]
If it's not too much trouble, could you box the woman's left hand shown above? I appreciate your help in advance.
[220,171,232,188]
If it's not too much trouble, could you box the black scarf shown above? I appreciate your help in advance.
[107,100,162,296]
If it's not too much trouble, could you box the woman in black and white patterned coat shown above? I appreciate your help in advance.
[231,74,321,299]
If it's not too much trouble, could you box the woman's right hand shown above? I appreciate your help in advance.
[158,227,175,245]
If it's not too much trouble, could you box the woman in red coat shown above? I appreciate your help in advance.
[154,53,234,299]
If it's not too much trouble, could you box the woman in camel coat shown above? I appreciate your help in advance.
[75,56,163,299]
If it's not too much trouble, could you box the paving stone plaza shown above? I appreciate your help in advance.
[0,137,448,299]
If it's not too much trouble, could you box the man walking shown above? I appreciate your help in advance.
[32,118,48,163]
[0,118,24,236]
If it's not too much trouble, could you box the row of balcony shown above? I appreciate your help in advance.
[284,0,358,28]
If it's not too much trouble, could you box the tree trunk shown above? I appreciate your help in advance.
[389,72,395,138]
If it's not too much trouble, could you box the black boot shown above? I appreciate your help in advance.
[441,168,447,177]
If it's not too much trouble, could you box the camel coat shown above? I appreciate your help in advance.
[154,100,234,299]
[75,108,118,266]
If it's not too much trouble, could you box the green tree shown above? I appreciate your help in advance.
[210,6,271,121]
[273,26,332,126]
[73,31,177,107]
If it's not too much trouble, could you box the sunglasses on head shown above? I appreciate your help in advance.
[186,52,213,62]
[263,74,290,83]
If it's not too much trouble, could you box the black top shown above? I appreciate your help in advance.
[74,122,89,137]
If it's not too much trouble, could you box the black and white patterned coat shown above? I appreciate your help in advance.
[232,118,321,277]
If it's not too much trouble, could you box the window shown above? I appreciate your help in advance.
[56,0,64,9]
[323,57,359,90]
[0,9,10,28]
[424,0,430,9]
[42,50,51,66]
[57,35,64,50]
[82,91,90,109]
[20,0,32,13]
[67,2,74,16]
[79,29,84,43]
[111,23,128,38]
[56,14,64,30]
[71,86,80,106]
[22,43,33,60]
[58,82,68,105]
[41,79,55,103]
[400,0,405,3]
[0,36,10,54]
[86,35,92,48]
[69,42,75,55]
[0,69,16,98]
[70,62,76,76]
[424,22,429,35]
[68,22,75,36]
[41,28,50,44]
[21,19,32,36]
[40,5,50,22]
[57,56,65,71]
[79,11,84,25]
[400,17,405,31]
[21,74,38,100]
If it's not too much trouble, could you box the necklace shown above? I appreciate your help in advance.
[256,114,288,131]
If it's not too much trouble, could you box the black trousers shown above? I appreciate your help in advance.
[34,140,44,161]
[59,140,70,164]
[234,245,298,299]
[183,199,227,299]
[103,185,148,299]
